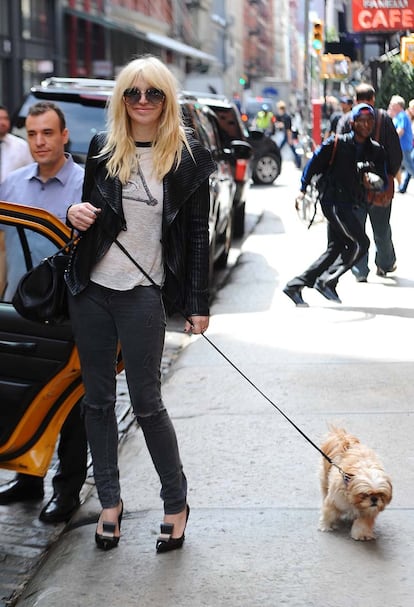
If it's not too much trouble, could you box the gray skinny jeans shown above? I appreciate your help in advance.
[68,282,187,512]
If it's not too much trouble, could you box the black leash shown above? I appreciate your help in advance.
[109,233,351,482]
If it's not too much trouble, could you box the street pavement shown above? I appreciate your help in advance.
[3,158,414,606]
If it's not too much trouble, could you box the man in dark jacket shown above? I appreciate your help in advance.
[283,103,387,307]
[337,83,402,281]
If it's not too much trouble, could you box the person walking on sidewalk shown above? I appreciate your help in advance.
[65,55,215,552]
[398,98,414,193]
[0,101,87,523]
[283,103,387,307]
[337,84,402,281]
[275,100,301,168]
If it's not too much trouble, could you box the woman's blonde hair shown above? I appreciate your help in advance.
[101,55,188,183]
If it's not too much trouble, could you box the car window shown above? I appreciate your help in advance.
[0,222,59,303]
[195,109,220,152]
[12,93,108,161]
[181,102,217,152]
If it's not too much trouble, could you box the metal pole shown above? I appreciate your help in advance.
[303,0,310,134]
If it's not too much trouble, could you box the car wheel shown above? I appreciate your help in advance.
[252,153,281,185]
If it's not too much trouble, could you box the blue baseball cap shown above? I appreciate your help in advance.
[351,103,375,120]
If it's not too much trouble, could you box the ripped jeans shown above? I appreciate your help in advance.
[68,282,187,513]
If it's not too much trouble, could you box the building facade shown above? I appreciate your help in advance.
[0,0,299,116]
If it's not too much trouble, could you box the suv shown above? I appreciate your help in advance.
[183,92,253,237]
[191,93,282,197]
[12,77,235,274]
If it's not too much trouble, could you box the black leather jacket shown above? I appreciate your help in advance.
[337,108,402,177]
[65,132,215,316]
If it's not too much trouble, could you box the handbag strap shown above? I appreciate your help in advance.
[112,236,160,290]
[52,231,81,259]
[373,109,382,143]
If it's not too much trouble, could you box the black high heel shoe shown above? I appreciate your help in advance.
[156,504,190,554]
[95,500,123,551]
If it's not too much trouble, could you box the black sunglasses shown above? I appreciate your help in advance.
[123,87,165,106]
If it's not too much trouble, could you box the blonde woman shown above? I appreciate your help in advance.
[65,55,215,552]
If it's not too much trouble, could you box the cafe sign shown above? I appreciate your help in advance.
[352,0,414,32]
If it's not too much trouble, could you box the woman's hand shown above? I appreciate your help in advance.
[67,203,101,232]
[184,315,209,335]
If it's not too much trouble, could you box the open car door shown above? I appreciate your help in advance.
[0,201,84,477]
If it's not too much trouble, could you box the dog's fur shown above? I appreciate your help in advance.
[319,426,392,540]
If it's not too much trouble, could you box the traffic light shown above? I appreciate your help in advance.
[239,75,248,88]
[312,20,324,54]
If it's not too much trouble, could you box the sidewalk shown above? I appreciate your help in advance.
[0,183,261,607]
[0,326,192,607]
[7,164,414,606]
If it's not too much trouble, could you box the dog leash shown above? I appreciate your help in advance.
[103,230,352,483]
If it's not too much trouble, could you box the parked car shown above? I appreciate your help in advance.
[179,93,235,273]
[12,77,235,276]
[183,92,253,237]
[248,128,282,185]
[190,92,281,195]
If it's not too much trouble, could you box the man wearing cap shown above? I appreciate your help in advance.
[337,83,401,281]
[283,103,387,307]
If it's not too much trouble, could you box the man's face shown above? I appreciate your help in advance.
[352,114,375,139]
[341,102,353,113]
[25,110,68,170]
[388,102,401,118]
[0,109,10,138]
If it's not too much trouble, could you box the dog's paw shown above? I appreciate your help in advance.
[351,520,376,541]
[318,518,336,532]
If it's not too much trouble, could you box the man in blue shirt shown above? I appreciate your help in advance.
[0,101,87,524]
[388,95,414,196]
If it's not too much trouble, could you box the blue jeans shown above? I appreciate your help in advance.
[352,203,396,278]
[402,148,414,178]
[68,282,187,513]
[280,134,301,168]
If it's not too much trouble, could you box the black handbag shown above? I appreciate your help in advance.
[12,237,78,324]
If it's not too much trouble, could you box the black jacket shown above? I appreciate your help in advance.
[65,132,216,316]
[301,132,387,206]
[337,108,402,177]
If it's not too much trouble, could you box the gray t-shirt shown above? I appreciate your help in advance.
[91,146,164,290]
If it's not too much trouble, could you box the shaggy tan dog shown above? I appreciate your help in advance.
[319,426,392,540]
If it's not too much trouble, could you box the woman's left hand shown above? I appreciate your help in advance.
[184,315,209,335]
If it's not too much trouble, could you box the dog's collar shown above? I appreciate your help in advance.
[342,471,353,487]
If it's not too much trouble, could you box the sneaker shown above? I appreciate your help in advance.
[376,264,397,277]
[283,286,309,307]
[356,276,368,283]
[314,280,342,303]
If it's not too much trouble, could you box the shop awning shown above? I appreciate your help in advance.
[145,32,218,63]
[63,8,217,64]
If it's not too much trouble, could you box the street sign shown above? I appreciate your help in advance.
[352,0,414,33]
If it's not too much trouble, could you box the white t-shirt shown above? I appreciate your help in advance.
[91,145,164,290]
